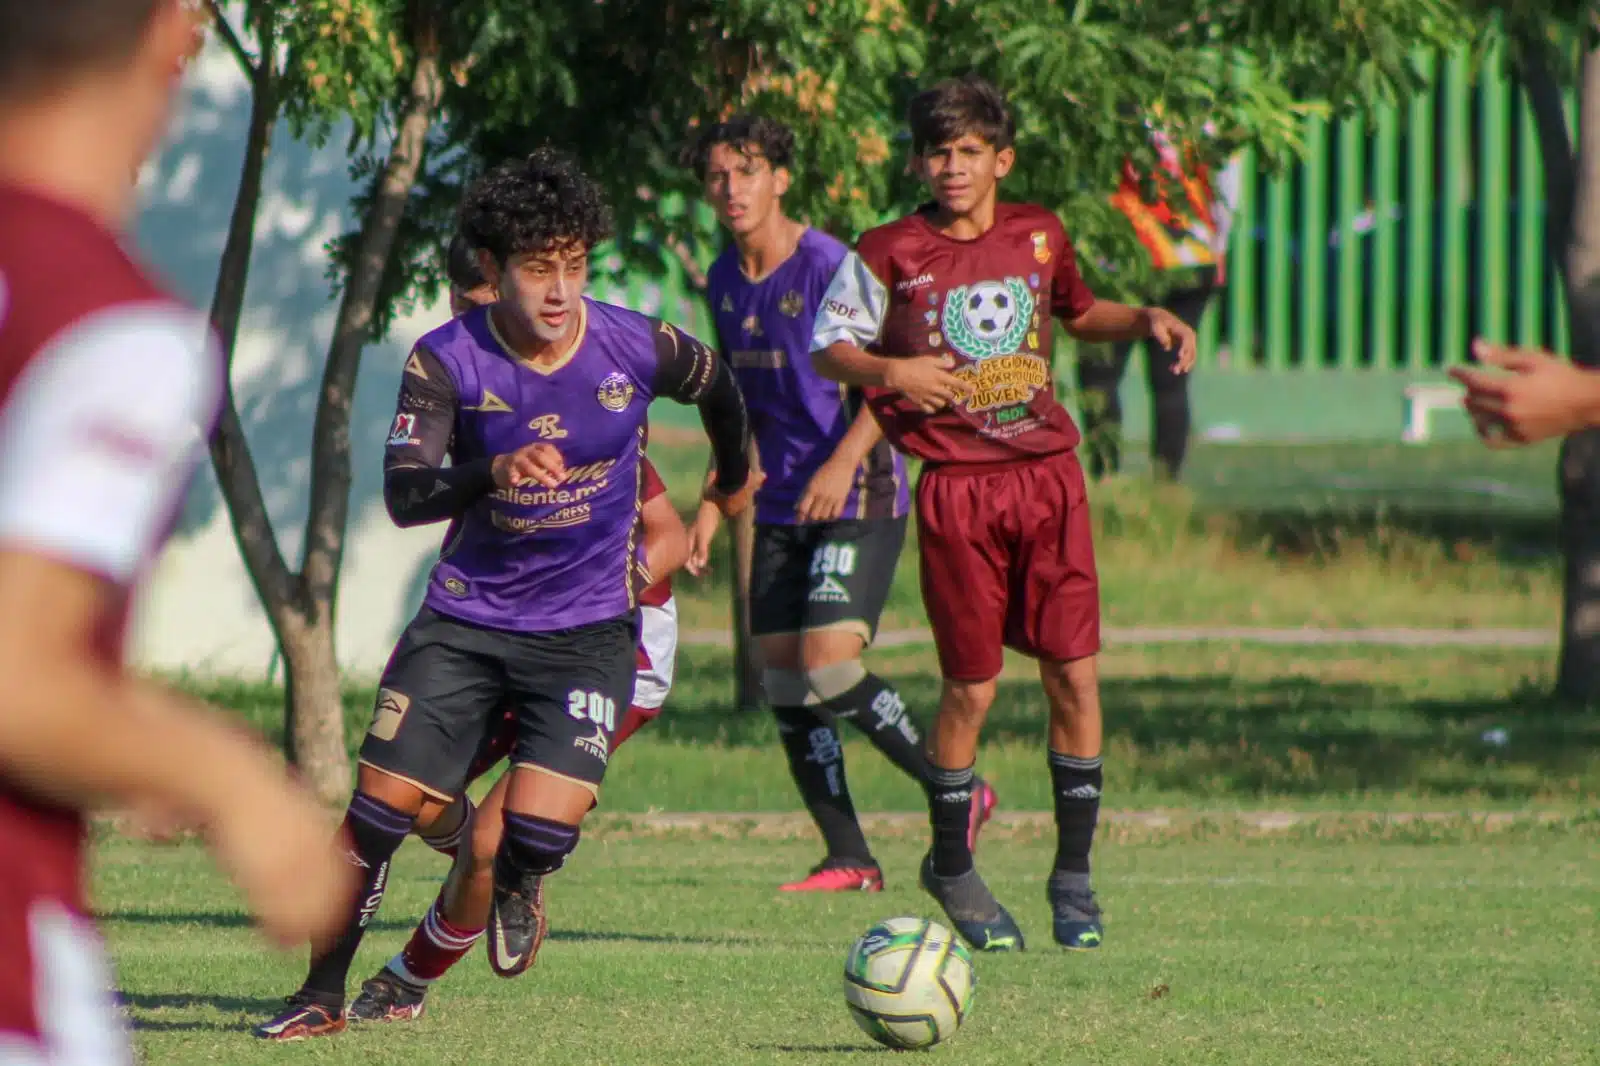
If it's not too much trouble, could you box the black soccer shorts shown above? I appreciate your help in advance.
[358,607,638,799]
[748,515,907,643]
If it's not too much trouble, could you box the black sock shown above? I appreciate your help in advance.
[303,792,412,1002]
[824,674,934,785]
[1049,751,1103,875]
[498,810,580,878]
[926,763,975,877]
[773,705,874,865]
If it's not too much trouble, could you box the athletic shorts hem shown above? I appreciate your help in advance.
[355,758,456,803]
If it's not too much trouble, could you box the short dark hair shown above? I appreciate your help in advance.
[907,75,1015,155]
[444,233,485,291]
[687,114,796,180]
[0,0,164,98]
[457,146,614,265]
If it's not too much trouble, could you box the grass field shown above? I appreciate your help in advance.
[105,818,1600,1065]
[646,437,1565,632]
[105,437,1600,1064]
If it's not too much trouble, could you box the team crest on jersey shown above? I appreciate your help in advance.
[387,412,417,446]
[529,414,567,439]
[941,278,1034,360]
[1031,231,1051,264]
[596,372,635,412]
[779,290,804,317]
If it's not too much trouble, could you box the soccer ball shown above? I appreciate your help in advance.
[964,281,1016,341]
[842,917,975,1050]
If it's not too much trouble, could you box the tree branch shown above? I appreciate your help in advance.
[299,4,446,611]
[204,19,298,620]
[204,0,256,77]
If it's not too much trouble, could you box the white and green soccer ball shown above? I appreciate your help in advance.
[842,917,975,1050]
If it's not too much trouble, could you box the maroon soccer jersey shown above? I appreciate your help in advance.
[810,202,1096,466]
[636,456,672,609]
[0,185,221,1059]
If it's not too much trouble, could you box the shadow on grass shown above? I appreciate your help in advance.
[118,991,284,1032]
[98,908,417,935]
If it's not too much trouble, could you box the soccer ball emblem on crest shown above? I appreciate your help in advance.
[941,277,1034,360]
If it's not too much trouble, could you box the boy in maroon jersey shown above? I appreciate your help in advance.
[811,75,1196,952]
[0,1,354,1060]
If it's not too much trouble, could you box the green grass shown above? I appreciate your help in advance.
[646,437,1563,631]
[177,641,1600,811]
[105,819,1600,1065]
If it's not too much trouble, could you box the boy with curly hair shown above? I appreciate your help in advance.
[255,148,756,1040]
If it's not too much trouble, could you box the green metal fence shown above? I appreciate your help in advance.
[597,46,1572,381]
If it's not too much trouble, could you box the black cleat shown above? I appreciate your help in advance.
[919,853,1025,952]
[347,969,427,1023]
[486,852,549,978]
[1048,871,1104,950]
[252,990,346,1041]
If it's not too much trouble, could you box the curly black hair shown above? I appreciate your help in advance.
[686,114,796,180]
[444,232,485,291]
[457,146,614,265]
[908,74,1015,155]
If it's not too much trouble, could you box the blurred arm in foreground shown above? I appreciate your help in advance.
[1450,339,1600,445]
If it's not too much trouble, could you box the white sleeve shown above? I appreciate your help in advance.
[0,304,219,583]
[810,251,890,352]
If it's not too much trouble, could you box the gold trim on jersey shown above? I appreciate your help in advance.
[486,301,589,377]
[625,425,645,611]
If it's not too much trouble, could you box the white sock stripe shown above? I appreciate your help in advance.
[422,905,482,950]
[387,956,432,987]
[1049,751,1103,771]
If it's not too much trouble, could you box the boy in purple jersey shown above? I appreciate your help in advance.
[684,116,996,894]
[256,148,755,1041]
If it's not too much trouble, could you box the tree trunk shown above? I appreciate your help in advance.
[726,506,763,710]
[280,609,350,803]
[1557,43,1600,699]
[277,12,444,797]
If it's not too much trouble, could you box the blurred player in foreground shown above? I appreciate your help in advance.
[255,149,753,1039]
[1451,339,1600,445]
[0,0,355,1060]
[811,75,1196,952]
[686,114,996,894]
[342,247,688,1023]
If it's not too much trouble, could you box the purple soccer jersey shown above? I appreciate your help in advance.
[707,228,908,525]
[383,299,725,632]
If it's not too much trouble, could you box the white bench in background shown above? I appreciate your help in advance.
[1401,382,1465,443]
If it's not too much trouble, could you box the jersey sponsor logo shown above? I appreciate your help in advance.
[895,272,935,293]
[442,577,469,596]
[369,688,411,741]
[528,413,568,439]
[1031,230,1051,263]
[468,388,513,413]
[387,412,418,446]
[809,574,851,604]
[596,371,634,412]
[491,502,592,533]
[720,294,734,312]
[779,290,804,317]
[741,314,764,337]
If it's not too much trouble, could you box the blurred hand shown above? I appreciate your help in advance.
[796,459,854,523]
[491,443,564,489]
[684,503,722,577]
[883,355,972,414]
[209,775,358,949]
[1144,307,1197,373]
[704,468,764,519]
[1449,339,1600,446]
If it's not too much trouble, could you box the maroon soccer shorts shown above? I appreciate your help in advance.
[915,449,1101,682]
